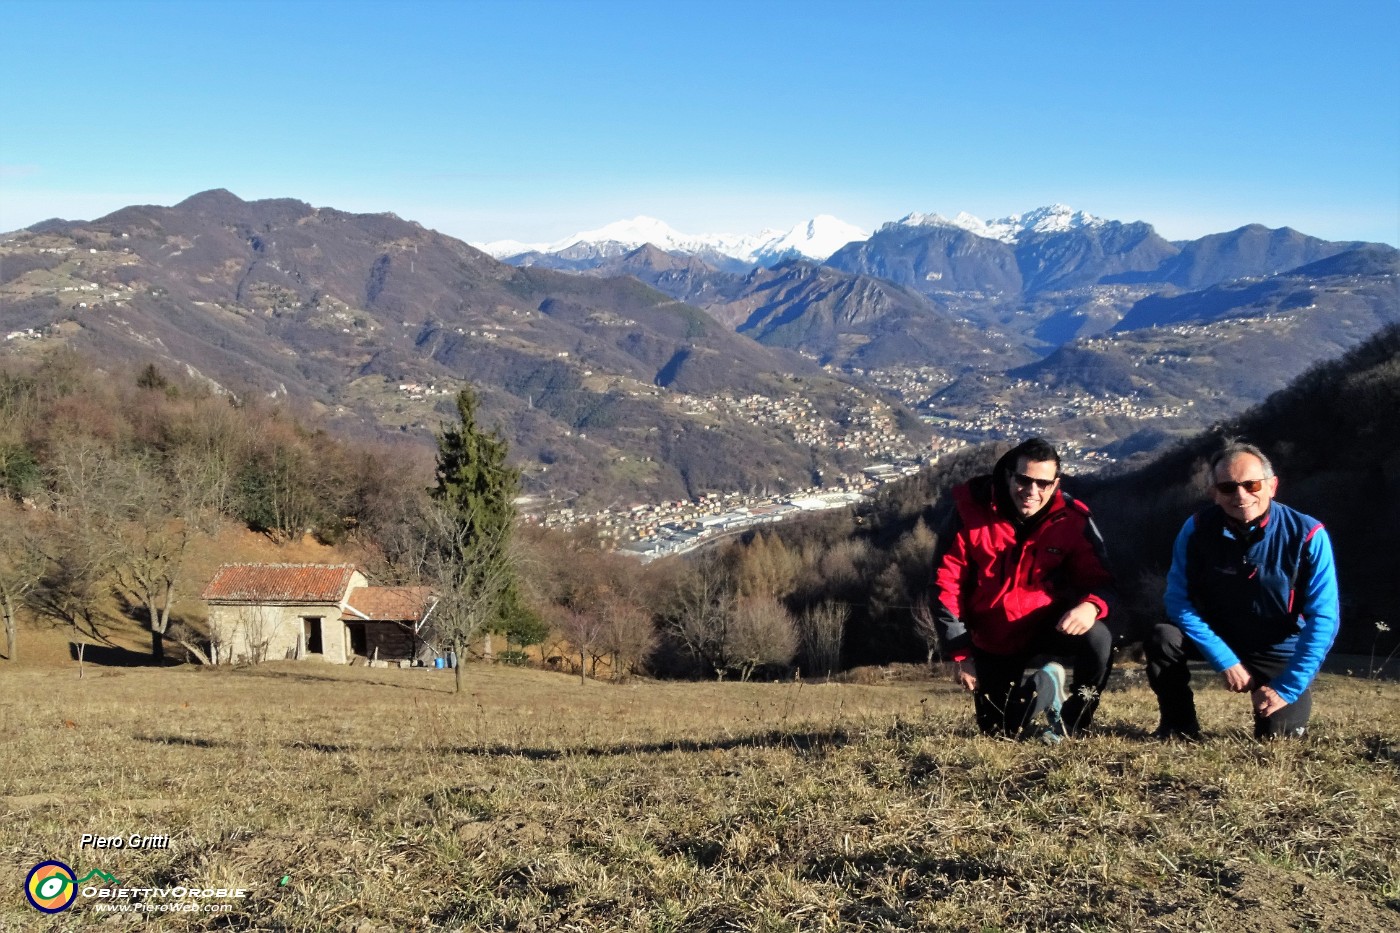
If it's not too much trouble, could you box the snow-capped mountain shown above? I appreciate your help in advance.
[751,215,870,264]
[477,205,1122,269]
[891,204,1107,243]
[477,215,867,266]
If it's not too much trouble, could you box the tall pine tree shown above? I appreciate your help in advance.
[433,386,518,552]
[429,387,522,691]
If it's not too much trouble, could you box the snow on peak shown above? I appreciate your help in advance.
[486,215,868,264]
[475,216,693,258]
[477,205,1111,263]
[1013,204,1107,235]
[893,205,1108,242]
[560,216,687,250]
[474,237,549,258]
[752,214,869,262]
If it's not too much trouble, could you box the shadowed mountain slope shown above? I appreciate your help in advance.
[2,191,913,506]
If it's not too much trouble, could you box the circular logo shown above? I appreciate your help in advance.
[26,861,78,913]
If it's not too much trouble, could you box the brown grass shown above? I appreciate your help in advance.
[1,657,1397,931]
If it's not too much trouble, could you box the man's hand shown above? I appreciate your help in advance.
[1252,685,1287,719]
[1221,663,1254,692]
[952,660,977,692]
[1055,601,1100,636]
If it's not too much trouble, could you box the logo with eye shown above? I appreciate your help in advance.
[25,861,78,913]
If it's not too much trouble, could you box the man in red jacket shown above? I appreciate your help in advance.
[931,438,1117,737]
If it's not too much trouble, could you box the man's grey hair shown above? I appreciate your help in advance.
[1210,441,1276,478]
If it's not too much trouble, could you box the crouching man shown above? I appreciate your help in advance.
[931,438,1118,738]
[1148,442,1340,740]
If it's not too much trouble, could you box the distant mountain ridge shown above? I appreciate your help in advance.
[479,203,1119,269]
[5,189,1396,506]
[1104,224,1372,290]
[479,214,869,270]
[488,202,1379,311]
[1,190,919,507]
[888,203,1109,242]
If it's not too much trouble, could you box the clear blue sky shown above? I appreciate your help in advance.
[2,0,1397,246]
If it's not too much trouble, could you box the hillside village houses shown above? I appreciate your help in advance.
[201,563,437,666]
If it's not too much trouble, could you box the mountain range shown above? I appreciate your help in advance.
[481,214,870,274]
[2,190,1396,505]
[496,204,1384,356]
[1,191,919,507]
[477,204,1118,268]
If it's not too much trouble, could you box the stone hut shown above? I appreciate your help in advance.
[201,564,436,665]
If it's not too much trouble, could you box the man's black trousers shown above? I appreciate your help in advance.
[970,620,1113,737]
[1146,622,1313,739]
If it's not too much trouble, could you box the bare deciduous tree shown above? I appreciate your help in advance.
[798,600,848,678]
[661,558,735,678]
[911,594,942,667]
[0,503,44,661]
[27,514,114,647]
[166,620,214,666]
[29,443,119,649]
[553,604,609,684]
[231,604,277,665]
[103,452,213,662]
[727,596,798,681]
[600,589,656,680]
[420,501,516,694]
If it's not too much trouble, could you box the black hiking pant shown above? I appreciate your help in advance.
[1146,622,1313,739]
[971,620,1113,737]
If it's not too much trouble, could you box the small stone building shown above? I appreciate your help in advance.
[201,563,437,665]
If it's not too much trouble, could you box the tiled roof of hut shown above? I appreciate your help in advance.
[201,563,361,604]
[344,586,437,622]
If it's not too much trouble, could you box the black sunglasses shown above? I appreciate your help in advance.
[1013,473,1057,490]
[1214,479,1267,495]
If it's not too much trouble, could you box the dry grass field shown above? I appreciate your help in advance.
[2,655,1398,932]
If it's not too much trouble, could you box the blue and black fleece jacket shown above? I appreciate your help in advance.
[1164,500,1340,705]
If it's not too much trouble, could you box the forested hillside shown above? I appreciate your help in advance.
[0,350,812,678]
[714,324,1400,663]
[5,326,1396,674]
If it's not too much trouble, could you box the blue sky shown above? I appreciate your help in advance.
[2,0,1397,246]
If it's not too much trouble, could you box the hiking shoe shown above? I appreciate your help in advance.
[1015,661,1068,742]
[1039,661,1068,735]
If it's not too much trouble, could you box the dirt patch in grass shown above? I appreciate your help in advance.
[1198,860,1398,931]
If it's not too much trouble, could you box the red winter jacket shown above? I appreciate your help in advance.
[931,472,1115,658]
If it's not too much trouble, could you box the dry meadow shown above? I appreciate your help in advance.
[2,658,1398,932]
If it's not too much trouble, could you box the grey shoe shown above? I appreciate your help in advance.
[1017,661,1068,742]
[1040,662,1068,738]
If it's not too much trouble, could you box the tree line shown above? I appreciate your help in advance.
[0,351,429,662]
[0,350,849,680]
[727,323,1400,664]
[3,323,1396,675]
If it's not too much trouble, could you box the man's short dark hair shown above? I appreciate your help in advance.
[1010,437,1061,476]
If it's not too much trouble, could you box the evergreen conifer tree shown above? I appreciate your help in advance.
[429,387,527,690]
[433,386,518,547]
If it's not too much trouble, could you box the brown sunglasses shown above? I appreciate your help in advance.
[1214,479,1267,495]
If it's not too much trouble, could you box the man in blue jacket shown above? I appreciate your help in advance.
[1148,442,1340,739]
